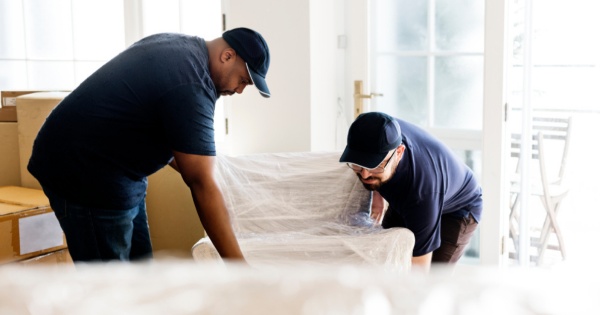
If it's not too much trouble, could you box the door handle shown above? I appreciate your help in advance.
[355,92,384,99]
[353,80,383,118]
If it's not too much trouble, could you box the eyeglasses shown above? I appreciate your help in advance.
[347,150,396,174]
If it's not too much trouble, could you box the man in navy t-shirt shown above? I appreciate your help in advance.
[28,28,271,263]
[340,112,482,271]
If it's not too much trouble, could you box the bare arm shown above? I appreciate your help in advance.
[172,150,245,262]
[411,252,432,272]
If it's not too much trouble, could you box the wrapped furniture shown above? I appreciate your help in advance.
[192,151,414,271]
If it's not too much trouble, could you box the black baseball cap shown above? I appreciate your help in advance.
[222,27,271,98]
[339,112,402,169]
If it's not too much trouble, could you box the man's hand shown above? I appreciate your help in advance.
[370,191,386,224]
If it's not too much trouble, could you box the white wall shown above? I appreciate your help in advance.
[223,0,344,155]
[309,0,346,152]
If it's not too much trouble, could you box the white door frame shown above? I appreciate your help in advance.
[344,0,370,123]
[481,0,509,266]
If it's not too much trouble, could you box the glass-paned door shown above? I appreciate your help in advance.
[507,0,600,267]
[369,0,485,263]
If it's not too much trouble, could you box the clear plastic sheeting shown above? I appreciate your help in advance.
[192,152,415,271]
[0,261,598,315]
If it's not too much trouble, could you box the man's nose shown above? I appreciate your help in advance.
[359,168,371,178]
[235,84,247,94]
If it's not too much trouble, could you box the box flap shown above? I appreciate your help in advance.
[0,186,49,207]
[0,203,32,216]
[16,91,70,101]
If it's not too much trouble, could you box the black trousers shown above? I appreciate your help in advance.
[382,210,478,263]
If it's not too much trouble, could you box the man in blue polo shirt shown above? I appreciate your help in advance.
[340,112,482,271]
[28,27,271,263]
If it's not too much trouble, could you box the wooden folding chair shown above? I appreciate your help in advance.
[508,116,572,265]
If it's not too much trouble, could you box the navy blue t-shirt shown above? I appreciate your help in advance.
[28,33,217,210]
[378,119,483,256]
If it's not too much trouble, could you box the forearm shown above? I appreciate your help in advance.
[190,181,245,261]
[411,252,432,272]
[172,150,244,262]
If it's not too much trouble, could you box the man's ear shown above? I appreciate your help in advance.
[397,144,406,160]
[221,48,236,63]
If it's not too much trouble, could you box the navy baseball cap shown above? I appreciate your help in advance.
[223,27,271,98]
[339,112,402,169]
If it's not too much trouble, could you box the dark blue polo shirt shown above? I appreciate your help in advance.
[28,33,217,210]
[378,119,483,256]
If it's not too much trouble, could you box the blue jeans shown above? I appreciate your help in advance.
[42,187,153,262]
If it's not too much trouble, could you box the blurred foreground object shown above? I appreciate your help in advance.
[0,261,597,315]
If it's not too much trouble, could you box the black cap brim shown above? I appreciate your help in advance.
[339,146,388,169]
[246,63,270,98]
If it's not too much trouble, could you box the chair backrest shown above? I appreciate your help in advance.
[510,116,572,184]
[214,151,372,234]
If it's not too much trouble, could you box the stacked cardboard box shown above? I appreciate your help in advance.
[0,122,21,187]
[0,90,69,188]
[16,92,70,189]
[0,186,69,264]
[0,91,73,266]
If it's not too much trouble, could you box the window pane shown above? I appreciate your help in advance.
[27,61,75,90]
[180,0,222,38]
[0,0,26,58]
[72,0,125,60]
[374,56,427,125]
[532,66,599,112]
[434,56,483,129]
[452,149,482,263]
[435,0,484,51]
[0,61,28,89]
[23,0,73,60]
[142,0,180,36]
[532,0,598,66]
[374,0,428,51]
[74,61,106,86]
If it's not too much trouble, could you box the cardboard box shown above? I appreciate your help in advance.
[0,106,17,122]
[0,186,67,264]
[147,166,205,258]
[16,92,69,189]
[0,122,21,186]
[1,91,51,122]
[18,248,73,267]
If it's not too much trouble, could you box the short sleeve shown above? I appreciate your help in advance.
[157,84,217,155]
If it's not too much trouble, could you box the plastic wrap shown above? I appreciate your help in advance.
[192,151,414,271]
